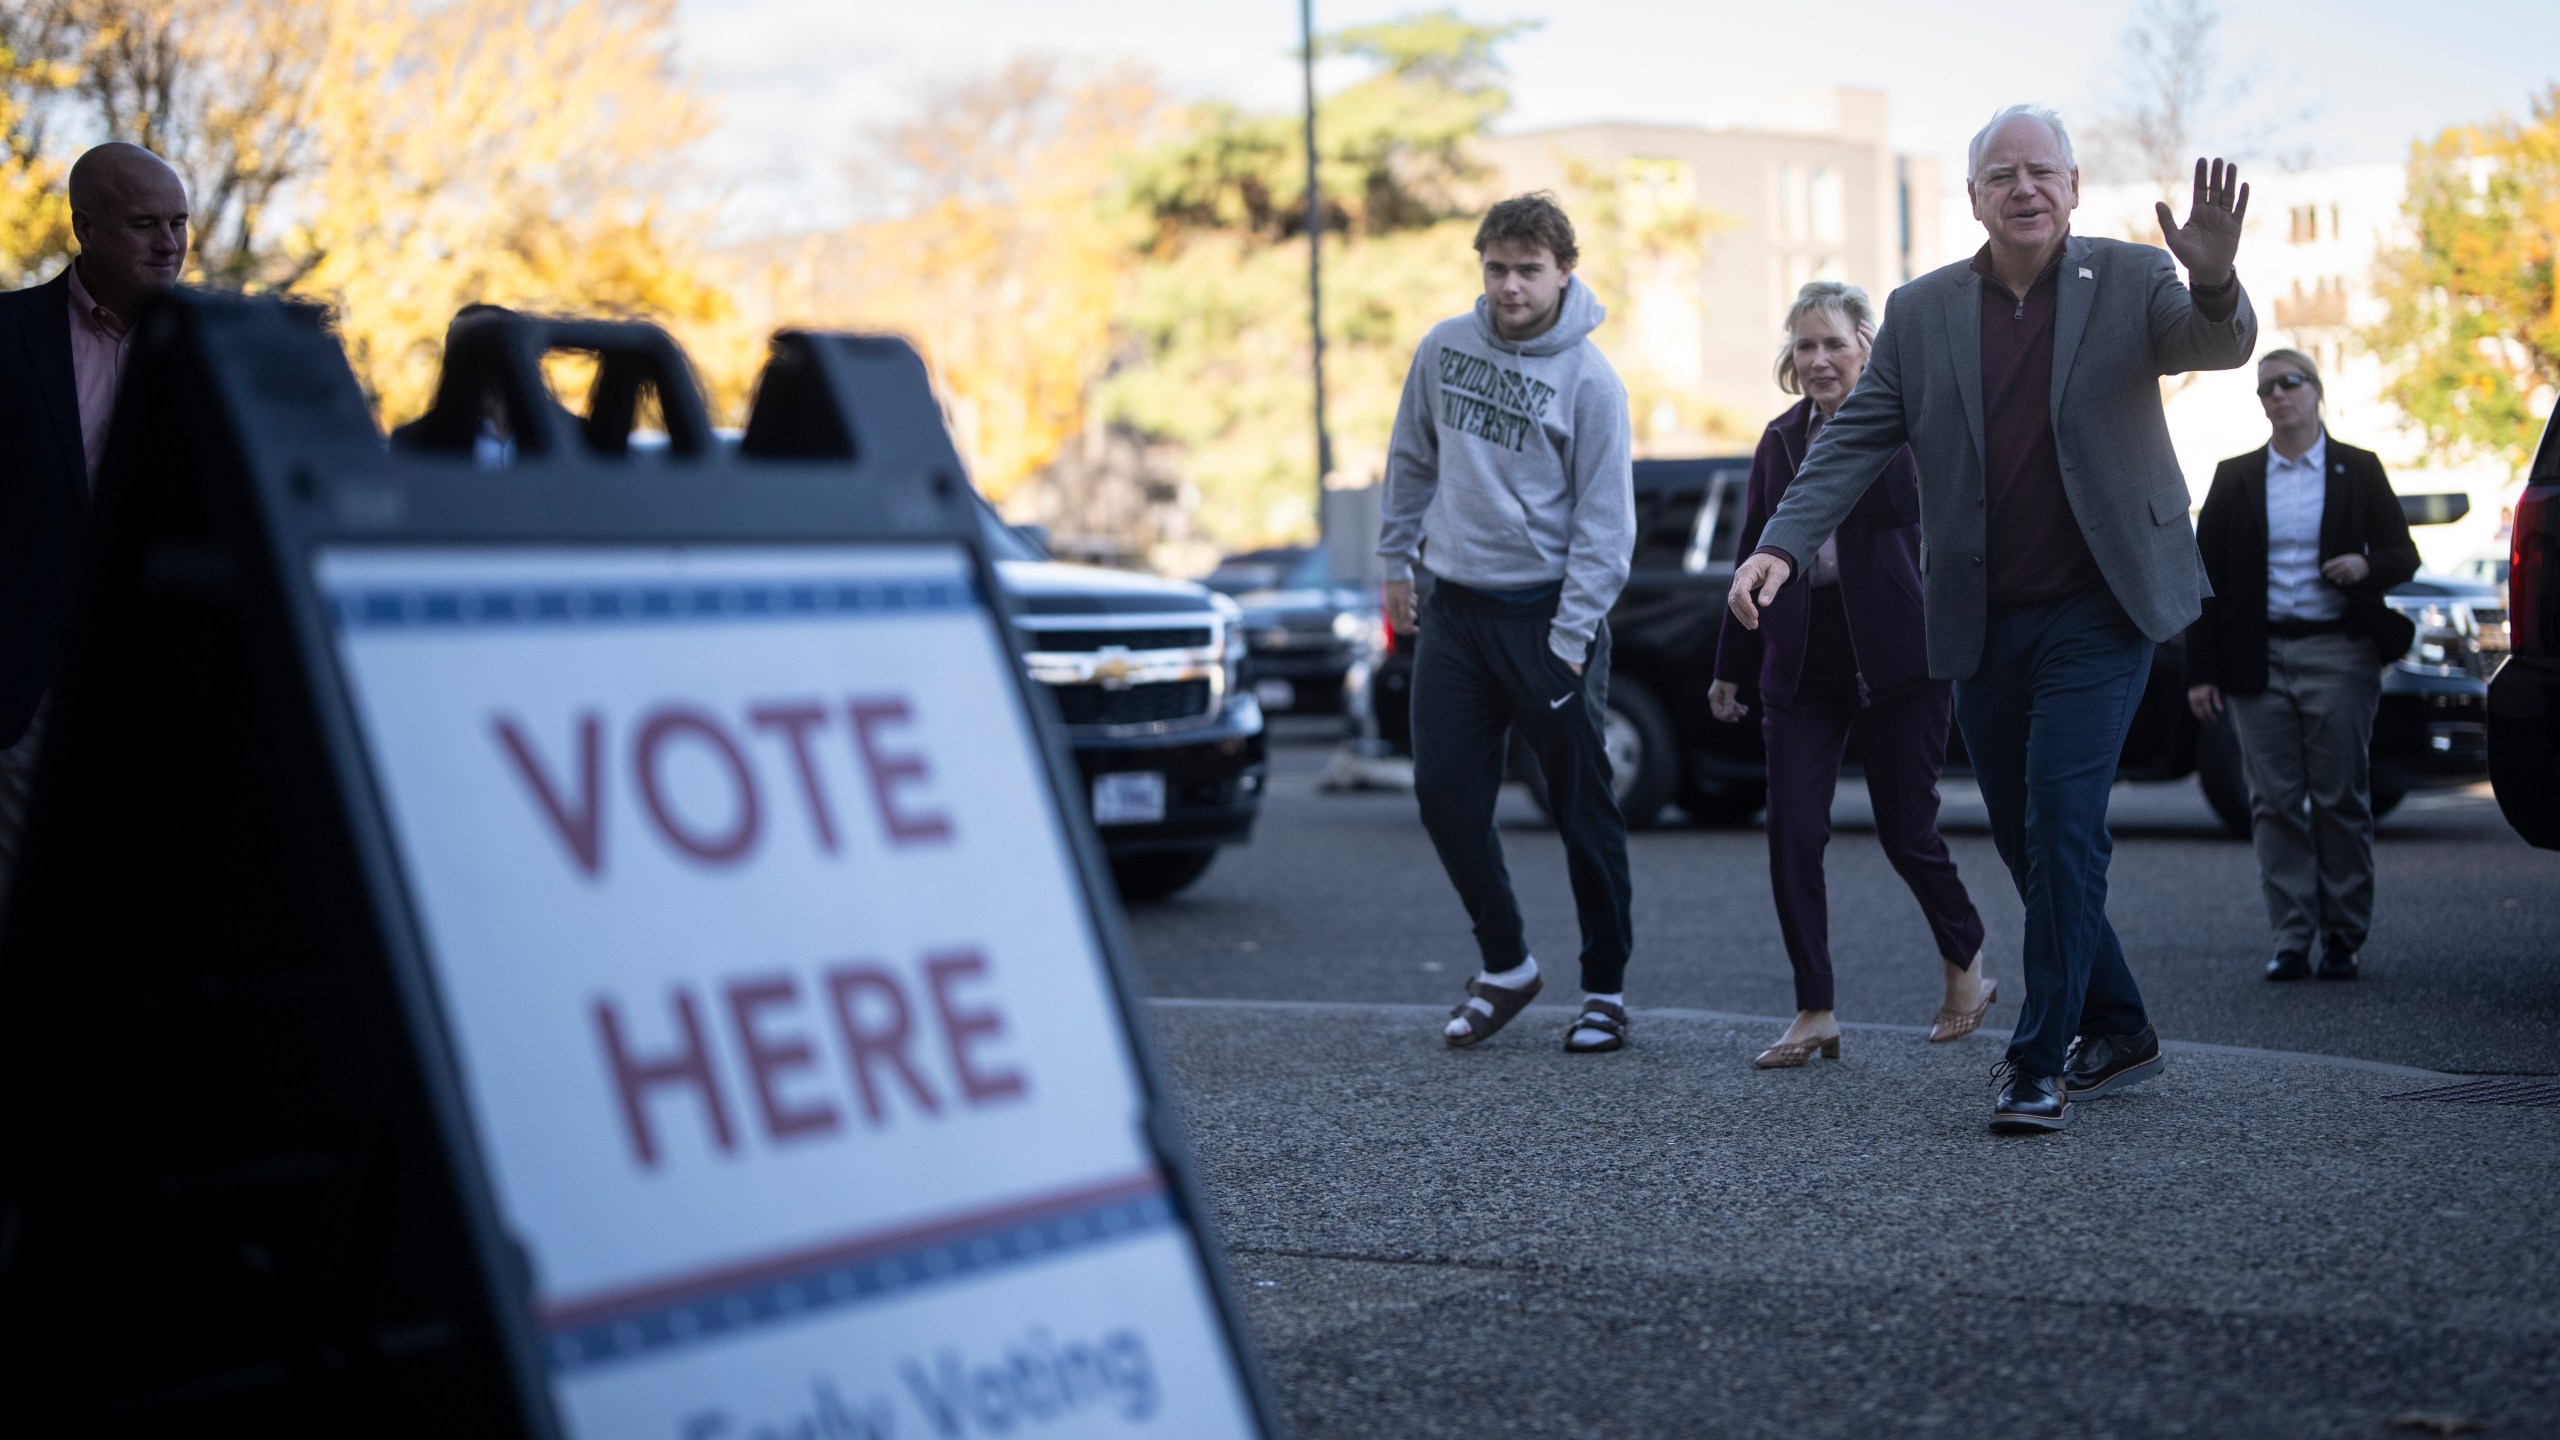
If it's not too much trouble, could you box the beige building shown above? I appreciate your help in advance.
[1479,89,1951,451]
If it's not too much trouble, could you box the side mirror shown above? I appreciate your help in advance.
[2400,493,2472,526]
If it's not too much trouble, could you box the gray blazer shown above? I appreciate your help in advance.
[1758,233,2256,680]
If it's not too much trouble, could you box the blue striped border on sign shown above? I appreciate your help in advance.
[540,1174,1174,1374]
[324,576,980,631]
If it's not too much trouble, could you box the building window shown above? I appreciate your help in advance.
[2289,205,2320,244]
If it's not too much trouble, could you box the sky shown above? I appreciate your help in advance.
[675,0,2557,238]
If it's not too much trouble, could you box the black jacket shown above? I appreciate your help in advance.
[2186,434,2419,696]
[0,268,93,747]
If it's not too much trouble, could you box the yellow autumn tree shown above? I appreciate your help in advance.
[287,0,733,423]
[6,0,738,423]
[0,37,72,287]
[756,59,1161,501]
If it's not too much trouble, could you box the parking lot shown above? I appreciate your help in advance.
[1126,719,2560,1437]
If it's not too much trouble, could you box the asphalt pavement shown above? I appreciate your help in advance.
[1123,719,2560,1438]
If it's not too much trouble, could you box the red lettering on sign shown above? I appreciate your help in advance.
[593,989,737,1169]
[725,974,841,1143]
[493,712,604,874]
[634,707,761,865]
[924,949,1027,1105]
[748,702,839,853]
[823,963,942,1123]
[849,698,952,846]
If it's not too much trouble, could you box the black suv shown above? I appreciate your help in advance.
[1352,457,2493,834]
[981,509,1268,898]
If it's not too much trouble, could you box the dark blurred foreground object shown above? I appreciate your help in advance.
[0,296,1277,1434]
[2489,409,2560,849]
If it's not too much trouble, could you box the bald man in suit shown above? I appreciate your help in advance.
[0,143,189,893]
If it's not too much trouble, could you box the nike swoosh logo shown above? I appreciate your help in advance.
[1548,694,1575,710]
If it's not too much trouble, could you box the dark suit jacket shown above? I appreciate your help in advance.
[2185,434,2419,695]
[1714,398,1930,707]
[1757,235,2257,678]
[0,268,91,747]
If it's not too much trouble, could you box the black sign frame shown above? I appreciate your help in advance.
[0,293,1282,1437]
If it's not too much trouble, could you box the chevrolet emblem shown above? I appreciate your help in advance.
[1092,648,1137,689]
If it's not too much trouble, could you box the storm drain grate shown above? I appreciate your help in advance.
[2387,1078,2560,1108]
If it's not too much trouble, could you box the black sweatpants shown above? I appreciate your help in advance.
[1410,581,1634,993]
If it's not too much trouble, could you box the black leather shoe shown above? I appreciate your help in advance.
[2315,938,2360,981]
[2265,952,2311,981]
[2065,1025,2165,1098]
[1990,1062,2072,1133]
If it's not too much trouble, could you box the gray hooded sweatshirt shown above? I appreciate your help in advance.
[1377,278,1635,665]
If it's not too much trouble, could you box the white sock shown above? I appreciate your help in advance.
[1444,956,1538,1036]
[1568,991,1625,1049]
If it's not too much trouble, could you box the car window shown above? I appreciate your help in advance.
[1633,488,1703,571]
[1285,548,1331,588]
[1681,472,1745,572]
[2534,411,2560,484]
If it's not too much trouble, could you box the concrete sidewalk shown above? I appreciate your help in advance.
[1150,999,2560,1439]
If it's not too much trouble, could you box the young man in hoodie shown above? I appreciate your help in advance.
[1378,193,1639,1053]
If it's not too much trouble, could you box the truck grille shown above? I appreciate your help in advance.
[1024,627,1212,653]
[1048,679,1213,727]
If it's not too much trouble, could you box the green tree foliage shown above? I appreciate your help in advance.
[1108,12,1530,543]
[2368,85,2560,471]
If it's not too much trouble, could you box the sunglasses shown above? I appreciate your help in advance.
[2256,372,2315,398]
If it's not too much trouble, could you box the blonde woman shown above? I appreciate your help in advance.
[1710,282,1990,1068]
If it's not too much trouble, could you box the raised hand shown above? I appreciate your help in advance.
[2154,157,2248,287]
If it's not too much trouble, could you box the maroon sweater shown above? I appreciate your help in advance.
[1969,247,2100,607]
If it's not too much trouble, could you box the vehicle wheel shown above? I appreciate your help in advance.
[1521,677,1680,830]
[1110,848,1219,903]
[2194,713,2252,838]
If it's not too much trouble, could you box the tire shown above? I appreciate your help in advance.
[1522,676,1680,830]
[2195,712,2253,838]
[1110,848,1218,903]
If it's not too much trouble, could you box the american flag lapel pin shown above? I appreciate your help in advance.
[2078,267,2094,279]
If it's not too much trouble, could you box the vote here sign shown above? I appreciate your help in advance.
[318,544,1259,1439]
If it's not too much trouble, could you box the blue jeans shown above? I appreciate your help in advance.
[1954,586,2154,1077]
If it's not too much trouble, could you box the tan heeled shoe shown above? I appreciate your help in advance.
[1929,976,1999,1043]
[1753,1030,1842,1068]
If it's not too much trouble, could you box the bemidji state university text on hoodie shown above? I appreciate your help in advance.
[1377,278,1636,666]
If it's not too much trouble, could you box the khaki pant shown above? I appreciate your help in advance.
[2228,632,2383,959]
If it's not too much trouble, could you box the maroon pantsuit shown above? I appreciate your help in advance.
[1717,400,1984,1012]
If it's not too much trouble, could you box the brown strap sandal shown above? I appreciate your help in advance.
[1929,977,2000,1044]
[1445,972,1543,1048]
[1563,998,1629,1053]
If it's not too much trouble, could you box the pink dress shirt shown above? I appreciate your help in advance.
[65,262,131,487]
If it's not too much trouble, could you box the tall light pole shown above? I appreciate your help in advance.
[1300,0,1334,529]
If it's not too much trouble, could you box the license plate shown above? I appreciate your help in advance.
[1092,770,1167,826]
[1253,678,1297,711]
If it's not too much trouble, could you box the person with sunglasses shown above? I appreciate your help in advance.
[2185,348,2418,982]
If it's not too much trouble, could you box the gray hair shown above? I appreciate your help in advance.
[1967,104,2075,180]
[1774,281,1878,395]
